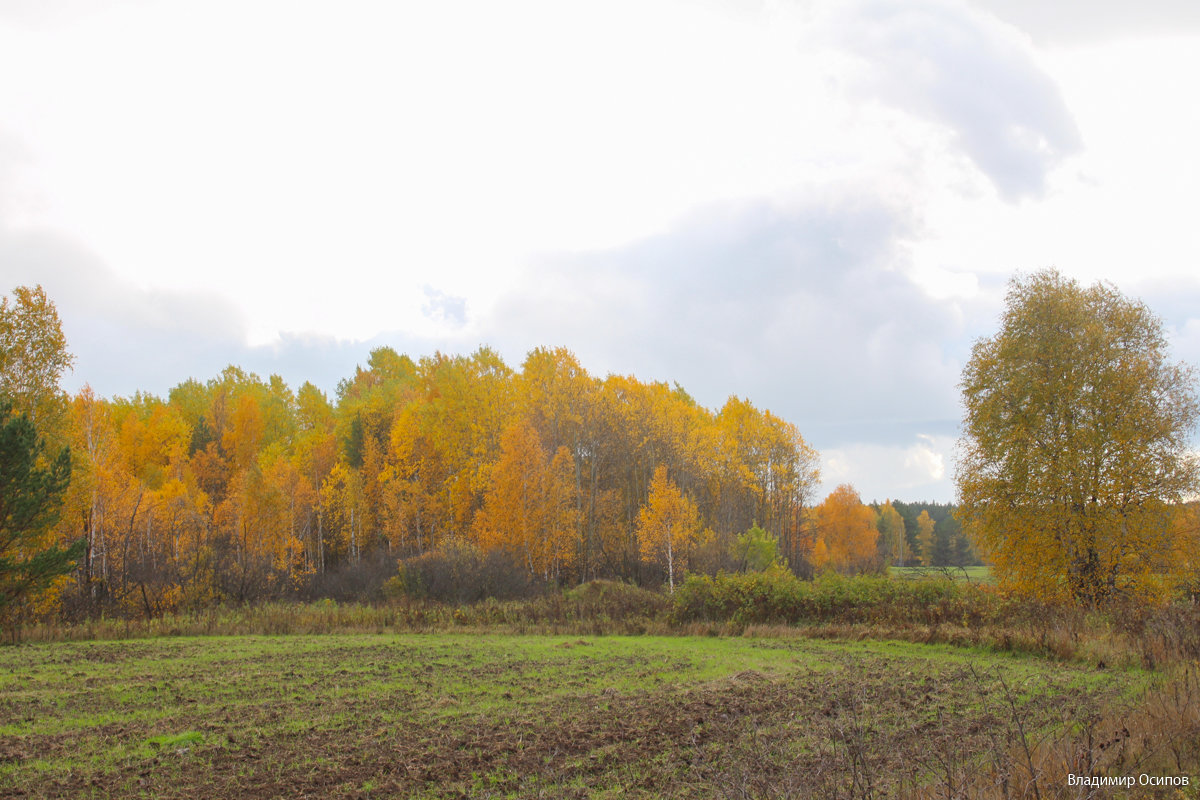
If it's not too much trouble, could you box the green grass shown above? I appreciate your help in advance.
[0,632,1146,799]
[889,564,994,583]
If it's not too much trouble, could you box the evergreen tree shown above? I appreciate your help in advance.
[0,398,81,619]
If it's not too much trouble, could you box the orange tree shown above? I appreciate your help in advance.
[810,484,880,574]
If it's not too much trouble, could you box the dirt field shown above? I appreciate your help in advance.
[0,633,1144,798]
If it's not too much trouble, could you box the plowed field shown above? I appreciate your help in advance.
[0,634,1142,798]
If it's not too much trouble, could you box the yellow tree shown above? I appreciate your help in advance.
[1169,504,1200,598]
[601,376,706,576]
[475,419,579,580]
[144,473,208,611]
[474,419,543,566]
[0,285,74,433]
[958,270,1200,603]
[293,382,336,574]
[518,346,592,454]
[636,465,699,591]
[811,485,879,574]
[336,348,418,557]
[112,395,193,616]
[62,387,115,609]
[414,349,514,535]
[321,462,364,566]
[539,446,580,581]
[381,405,441,557]
[877,501,910,567]
[258,450,307,581]
[223,394,264,476]
[915,510,935,567]
[77,398,151,616]
[700,398,819,570]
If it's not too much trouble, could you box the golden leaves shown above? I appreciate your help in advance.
[41,337,822,614]
[958,269,1200,603]
[636,465,700,591]
[811,485,880,574]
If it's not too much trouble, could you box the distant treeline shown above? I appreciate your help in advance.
[886,501,980,567]
[26,345,852,618]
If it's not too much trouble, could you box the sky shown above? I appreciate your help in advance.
[3,0,1200,504]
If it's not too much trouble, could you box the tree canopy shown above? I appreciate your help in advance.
[811,484,880,574]
[957,269,1200,603]
[0,285,74,428]
[2,305,822,618]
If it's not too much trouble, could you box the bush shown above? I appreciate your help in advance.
[671,567,1001,627]
[1111,600,1200,667]
[386,539,540,604]
[298,549,399,603]
[564,580,671,621]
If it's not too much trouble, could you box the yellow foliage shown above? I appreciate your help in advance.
[30,311,824,616]
[915,510,935,567]
[958,270,1200,603]
[811,484,879,574]
[475,420,580,581]
[636,465,700,590]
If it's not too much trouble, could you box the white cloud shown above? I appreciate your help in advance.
[2,0,1073,341]
[973,0,1200,46]
[821,434,956,503]
[826,0,1082,200]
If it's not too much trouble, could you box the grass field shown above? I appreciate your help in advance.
[0,632,1149,799]
[890,565,994,583]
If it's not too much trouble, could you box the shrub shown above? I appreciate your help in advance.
[671,568,1001,627]
[729,524,781,572]
[298,549,399,603]
[564,579,671,621]
[386,539,539,604]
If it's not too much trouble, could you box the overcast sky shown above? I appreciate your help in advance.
[3,0,1200,504]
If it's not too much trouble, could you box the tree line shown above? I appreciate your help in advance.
[11,285,944,621]
[10,266,1197,622]
[873,500,979,569]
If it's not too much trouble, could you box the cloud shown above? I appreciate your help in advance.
[0,226,238,394]
[821,433,957,503]
[485,190,968,453]
[0,0,124,29]
[972,0,1200,46]
[829,0,1082,200]
[0,214,385,400]
[422,286,467,329]
[1170,318,1200,376]
[1132,278,1200,378]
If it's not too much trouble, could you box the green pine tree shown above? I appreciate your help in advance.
[0,398,81,625]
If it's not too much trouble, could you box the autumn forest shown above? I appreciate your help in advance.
[1,284,986,625]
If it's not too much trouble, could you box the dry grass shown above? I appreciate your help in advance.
[9,581,674,644]
[896,663,1200,799]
